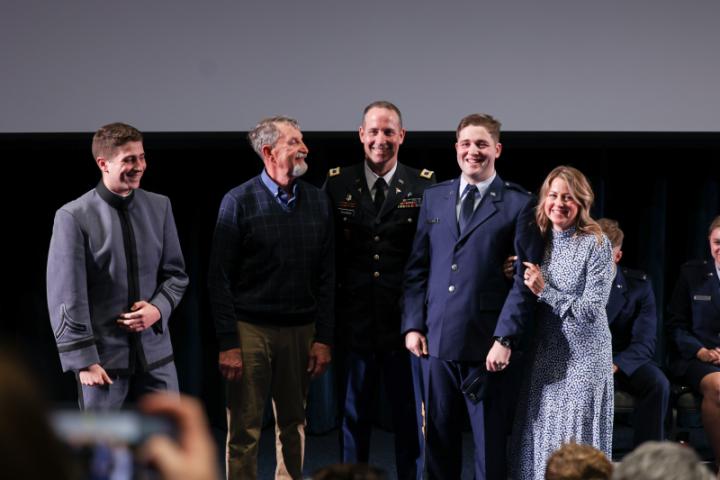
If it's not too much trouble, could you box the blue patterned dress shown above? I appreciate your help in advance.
[511,227,614,480]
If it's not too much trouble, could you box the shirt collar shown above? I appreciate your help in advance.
[364,161,398,190]
[261,169,298,206]
[96,180,135,210]
[459,173,496,200]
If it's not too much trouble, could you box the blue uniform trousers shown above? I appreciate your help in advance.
[421,356,518,480]
[614,362,670,446]
[339,349,421,480]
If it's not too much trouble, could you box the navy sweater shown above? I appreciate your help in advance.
[209,176,334,350]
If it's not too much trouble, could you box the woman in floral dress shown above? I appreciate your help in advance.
[512,165,614,480]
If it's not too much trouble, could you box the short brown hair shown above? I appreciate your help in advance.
[456,113,501,142]
[597,218,624,249]
[709,216,720,236]
[545,442,612,480]
[91,122,143,160]
[362,100,403,128]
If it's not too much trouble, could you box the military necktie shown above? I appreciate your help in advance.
[373,177,387,213]
[459,184,478,233]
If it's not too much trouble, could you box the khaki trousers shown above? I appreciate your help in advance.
[226,321,314,480]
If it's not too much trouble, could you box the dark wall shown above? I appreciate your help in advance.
[2,131,719,432]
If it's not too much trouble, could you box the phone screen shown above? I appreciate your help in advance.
[50,409,175,480]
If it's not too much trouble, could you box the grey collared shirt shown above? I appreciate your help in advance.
[364,161,397,201]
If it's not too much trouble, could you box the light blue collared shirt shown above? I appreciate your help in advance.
[456,173,496,221]
[261,169,297,211]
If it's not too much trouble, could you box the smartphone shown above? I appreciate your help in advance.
[50,408,176,480]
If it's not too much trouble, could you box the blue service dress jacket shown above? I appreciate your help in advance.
[607,267,659,376]
[667,259,720,377]
[46,182,189,374]
[402,175,544,361]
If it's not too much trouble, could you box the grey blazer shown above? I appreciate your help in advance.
[47,181,188,373]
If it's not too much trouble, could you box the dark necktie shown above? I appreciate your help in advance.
[459,184,478,233]
[277,188,295,210]
[373,178,387,213]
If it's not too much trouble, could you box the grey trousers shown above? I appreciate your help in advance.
[77,361,179,410]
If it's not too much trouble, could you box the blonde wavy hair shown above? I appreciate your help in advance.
[536,165,604,243]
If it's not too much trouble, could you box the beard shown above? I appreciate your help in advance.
[292,160,308,178]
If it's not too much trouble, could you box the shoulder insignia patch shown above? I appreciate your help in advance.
[329,167,341,177]
[684,259,708,269]
[420,169,434,179]
[622,268,648,281]
[504,181,532,195]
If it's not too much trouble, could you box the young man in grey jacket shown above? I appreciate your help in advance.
[47,122,188,409]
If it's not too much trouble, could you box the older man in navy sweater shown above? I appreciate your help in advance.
[208,116,334,479]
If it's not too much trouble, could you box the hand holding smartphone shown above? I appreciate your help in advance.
[51,406,177,479]
[51,393,218,480]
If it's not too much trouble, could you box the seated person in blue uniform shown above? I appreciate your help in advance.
[667,215,720,469]
[597,218,670,446]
